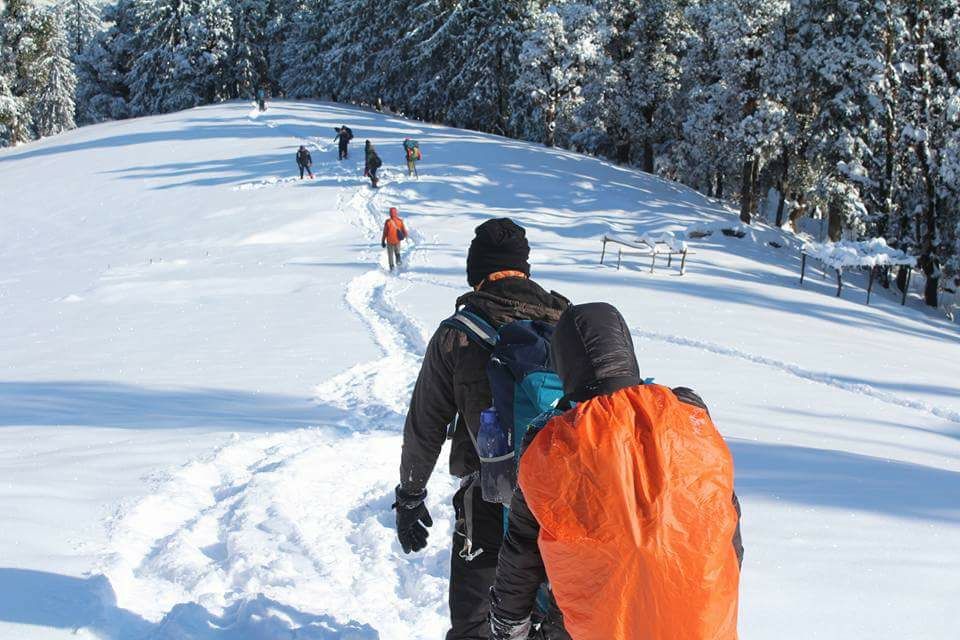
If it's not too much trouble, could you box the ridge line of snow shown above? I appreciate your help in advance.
[632,329,960,425]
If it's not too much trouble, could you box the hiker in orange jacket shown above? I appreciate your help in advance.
[381,207,407,271]
[489,302,743,640]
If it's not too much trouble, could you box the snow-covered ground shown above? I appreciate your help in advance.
[1,100,958,639]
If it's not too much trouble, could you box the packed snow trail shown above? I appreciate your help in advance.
[314,159,429,425]
[96,110,457,639]
[101,429,456,638]
[632,329,960,425]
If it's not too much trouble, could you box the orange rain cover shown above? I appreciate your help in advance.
[518,384,740,640]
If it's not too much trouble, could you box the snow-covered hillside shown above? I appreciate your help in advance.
[1,101,958,639]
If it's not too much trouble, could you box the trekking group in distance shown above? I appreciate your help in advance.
[393,218,744,640]
[297,124,421,190]
[294,124,420,273]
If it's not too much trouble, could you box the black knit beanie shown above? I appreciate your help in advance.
[466,218,531,287]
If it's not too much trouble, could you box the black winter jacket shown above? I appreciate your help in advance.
[399,277,569,494]
[296,149,312,167]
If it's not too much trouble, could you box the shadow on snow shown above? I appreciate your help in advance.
[0,568,378,639]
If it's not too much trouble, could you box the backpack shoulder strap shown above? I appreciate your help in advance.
[441,308,498,350]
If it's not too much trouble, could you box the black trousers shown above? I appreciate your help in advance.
[298,164,312,179]
[339,143,349,159]
[448,482,504,640]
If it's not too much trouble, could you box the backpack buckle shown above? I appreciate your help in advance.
[459,538,484,562]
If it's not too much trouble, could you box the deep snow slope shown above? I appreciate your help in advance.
[1,100,958,640]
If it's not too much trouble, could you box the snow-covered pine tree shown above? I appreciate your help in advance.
[264,0,296,95]
[278,0,329,98]
[192,0,234,104]
[675,1,724,197]
[0,71,31,145]
[709,0,790,223]
[374,0,457,121]
[32,9,77,136]
[931,1,960,279]
[436,0,530,135]
[774,0,879,238]
[514,2,605,148]
[277,0,322,98]
[575,0,688,171]
[898,0,960,304]
[0,0,43,144]
[230,0,270,99]
[74,0,138,123]
[314,0,381,107]
[125,0,234,115]
[59,0,102,61]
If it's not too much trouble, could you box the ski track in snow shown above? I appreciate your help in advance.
[97,116,455,639]
[633,328,960,425]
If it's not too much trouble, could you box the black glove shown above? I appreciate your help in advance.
[382,241,386,248]
[393,485,432,553]
[490,611,532,640]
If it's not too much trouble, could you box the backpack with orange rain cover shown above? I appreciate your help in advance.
[518,383,740,640]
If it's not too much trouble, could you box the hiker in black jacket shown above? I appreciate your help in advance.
[394,219,569,640]
[364,140,382,188]
[334,125,353,160]
[296,145,313,179]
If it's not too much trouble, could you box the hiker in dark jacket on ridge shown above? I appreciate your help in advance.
[364,140,382,188]
[334,125,353,160]
[296,145,313,179]
[394,218,569,640]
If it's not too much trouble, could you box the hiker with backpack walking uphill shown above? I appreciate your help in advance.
[364,140,382,188]
[334,125,353,160]
[393,218,569,640]
[403,138,421,177]
[487,302,744,640]
[296,145,314,180]
[381,207,407,271]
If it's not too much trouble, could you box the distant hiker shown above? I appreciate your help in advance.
[256,87,267,112]
[381,207,407,271]
[334,125,353,160]
[296,145,314,180]
[403,138,421,178]
[364,140,382,188]
[488,302,743,640]
[393,218,569,639]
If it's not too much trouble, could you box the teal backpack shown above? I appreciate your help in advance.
[442,308,564,506]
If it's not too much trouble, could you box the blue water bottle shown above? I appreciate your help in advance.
[477,407,515,503]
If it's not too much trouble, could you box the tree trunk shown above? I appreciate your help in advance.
[919,253,940,307]
[642,142,654,174]
[641,107,655,173]
[912,0,940,306]
[544,99,556,148]
[774,146,789,227]
[739,157,756,223]
[716,171,724,200]
[615,138,631,165]
[828,200,843,242]
[878,7,897,239]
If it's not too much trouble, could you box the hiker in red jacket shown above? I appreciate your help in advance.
[381,207,407,271]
